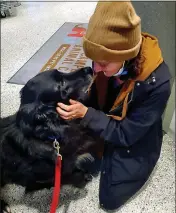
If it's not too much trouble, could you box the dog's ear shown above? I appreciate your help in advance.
[17,101,61,139]
[19,84,37,105]
[16,102,38,135]
[33,104,62,140]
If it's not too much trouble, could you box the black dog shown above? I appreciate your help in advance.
[0,67,103,213]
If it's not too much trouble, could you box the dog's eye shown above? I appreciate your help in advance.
[63,88,72,94]
[61,81,66,87]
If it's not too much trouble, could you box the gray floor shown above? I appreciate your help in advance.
[1,2,175,213]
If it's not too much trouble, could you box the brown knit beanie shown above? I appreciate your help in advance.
[83,1,142,62]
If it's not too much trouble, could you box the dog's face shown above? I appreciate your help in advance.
[16,67,93,140]
[20,67,93,105]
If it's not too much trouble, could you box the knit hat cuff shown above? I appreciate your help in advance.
[83,36,142,62]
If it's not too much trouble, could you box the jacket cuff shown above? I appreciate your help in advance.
[81,107,95,127]
[80,107,111,135]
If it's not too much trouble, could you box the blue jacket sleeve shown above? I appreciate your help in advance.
[80,81,171,147]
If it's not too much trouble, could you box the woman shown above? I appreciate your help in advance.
[56,1,171,211]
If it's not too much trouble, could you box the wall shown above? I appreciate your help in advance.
[170,110,175,138]
[132,2,175,135]
[132,2,175,82]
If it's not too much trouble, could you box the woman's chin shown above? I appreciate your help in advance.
[103,72,112,77]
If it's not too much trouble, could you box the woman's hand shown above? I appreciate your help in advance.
[56,99,88,120]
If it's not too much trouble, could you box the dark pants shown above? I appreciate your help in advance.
[99,178,147,211]
[84,155,147,211]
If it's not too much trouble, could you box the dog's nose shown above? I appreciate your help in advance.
[85,67,93,75]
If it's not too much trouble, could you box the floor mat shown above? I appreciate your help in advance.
[7,22,91,85]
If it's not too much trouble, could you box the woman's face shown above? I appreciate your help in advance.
[93,61,124,77]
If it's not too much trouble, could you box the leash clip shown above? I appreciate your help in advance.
[53,139,62,160]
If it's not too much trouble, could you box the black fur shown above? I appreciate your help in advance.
[0,67,103,212]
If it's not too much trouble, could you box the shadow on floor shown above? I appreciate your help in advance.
[2,184,88,213]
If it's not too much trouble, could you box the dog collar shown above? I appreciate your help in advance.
[48,135,61,142]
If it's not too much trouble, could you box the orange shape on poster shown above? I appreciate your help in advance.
[67,24,86,37]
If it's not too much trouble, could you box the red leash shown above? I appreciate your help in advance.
[49,140,62,213]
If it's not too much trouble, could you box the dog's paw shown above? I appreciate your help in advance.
[70,170,93,189]
[0,200,11,213]
[75,153,95,170]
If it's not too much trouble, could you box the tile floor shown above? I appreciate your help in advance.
[1,2,175,213]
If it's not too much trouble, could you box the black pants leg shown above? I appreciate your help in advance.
[99,179,147,211]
